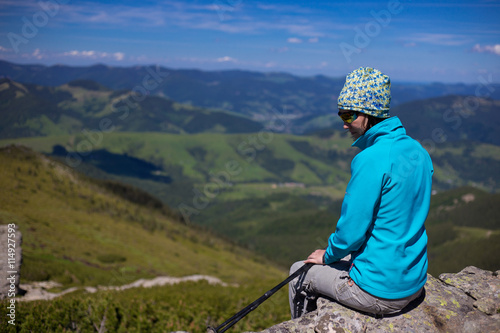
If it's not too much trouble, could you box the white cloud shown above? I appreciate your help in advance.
[59,3,167,27]
[256,3,312,14]
[48,1,328,38]
[282,24,324,38]
[257,4,278,11]
[406,33,470,46]
[472,44,500,56]
[62,50,125,61]
[271,46,289,53]
[287,37,303,44]
[82,50,96,57]
[32,48,42,59]
[114,52,125,61]
[216,56,237,63]
[287,36,319,43]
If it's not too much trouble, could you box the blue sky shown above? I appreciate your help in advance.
[0,0,499,83]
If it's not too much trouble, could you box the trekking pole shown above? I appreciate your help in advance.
[207,263,313,333]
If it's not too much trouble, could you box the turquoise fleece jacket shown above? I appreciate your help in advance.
[323,116,433,299]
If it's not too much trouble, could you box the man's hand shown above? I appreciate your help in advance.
[304,249,325,265]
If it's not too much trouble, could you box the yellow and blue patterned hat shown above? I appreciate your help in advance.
[337,67,391,118]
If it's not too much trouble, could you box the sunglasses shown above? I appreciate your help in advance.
[338,111,358,123]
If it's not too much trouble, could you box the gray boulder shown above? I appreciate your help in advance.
[258,266,499,333]
[0,224,23,300]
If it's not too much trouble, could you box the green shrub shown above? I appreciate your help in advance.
[97,254,127,264]
[426,222,458,247]
[1,280,291,333]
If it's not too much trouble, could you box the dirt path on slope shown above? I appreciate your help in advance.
[18,275,233,301]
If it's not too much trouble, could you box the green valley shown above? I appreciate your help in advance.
[2,130,499,275]
[0,145,286,284]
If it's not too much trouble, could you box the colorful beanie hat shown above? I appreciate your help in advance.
[337,67,391,118]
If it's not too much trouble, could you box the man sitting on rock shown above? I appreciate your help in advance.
[289,67,433,318]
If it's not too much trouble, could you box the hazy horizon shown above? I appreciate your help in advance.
[1,0,499,84]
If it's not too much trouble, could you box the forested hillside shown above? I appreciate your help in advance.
[0,145,283,284]
[394,95,500,145]
[2,60,500,134]
[0,78,263,139]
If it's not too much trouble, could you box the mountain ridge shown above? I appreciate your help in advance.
[2,60,500,134]
[0,77,264,139]
[2,76,500,146]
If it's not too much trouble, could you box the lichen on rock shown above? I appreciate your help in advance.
[255,266,500,333]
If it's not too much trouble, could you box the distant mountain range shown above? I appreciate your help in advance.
[1,75,500,145]
[2,60,499,134]
[0,77,263,139]
[394,95,500,146]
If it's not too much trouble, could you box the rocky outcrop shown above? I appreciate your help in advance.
[259,266,499,333]
[0,224,22,300]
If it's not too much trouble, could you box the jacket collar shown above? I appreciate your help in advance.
[352,116,406,150]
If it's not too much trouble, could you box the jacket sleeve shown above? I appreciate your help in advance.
[323,152,386,264]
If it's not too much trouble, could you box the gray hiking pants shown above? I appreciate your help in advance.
[289,260,423,319]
